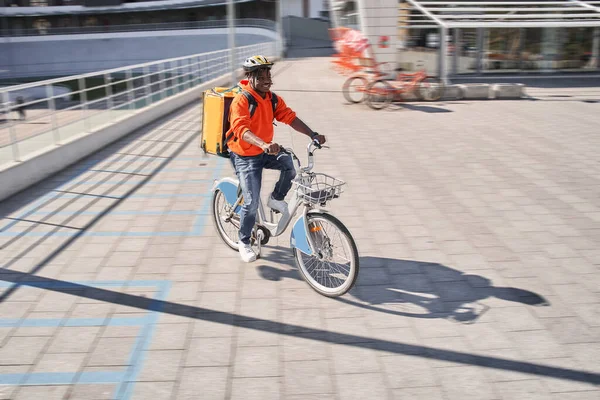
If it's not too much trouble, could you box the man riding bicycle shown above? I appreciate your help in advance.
[228,55,326,262]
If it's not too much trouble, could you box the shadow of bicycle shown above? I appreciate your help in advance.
[258,246,549,324]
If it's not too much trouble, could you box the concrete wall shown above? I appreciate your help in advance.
[0,27,276,79]
[310,0,325,18]
[283,0,327,19]
[283,15,331,42]
[356,0,398,68]
[284,0,304,17]
[0,72,230,202]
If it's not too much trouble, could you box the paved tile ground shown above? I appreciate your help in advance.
[0,57,599,400]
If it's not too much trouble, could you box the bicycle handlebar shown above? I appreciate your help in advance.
[312,138,323,150]
[279,139,326,173]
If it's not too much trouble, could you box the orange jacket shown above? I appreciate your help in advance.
[227,80,297,156]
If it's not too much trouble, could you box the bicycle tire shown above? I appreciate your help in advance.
[365,80,394,110]
[342,76,368,104]
[418,77,445,101]
[293,212,359,297]
[212,189,240,251]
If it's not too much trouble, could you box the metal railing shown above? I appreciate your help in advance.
[0,41,276,166]
[2,18,276,37]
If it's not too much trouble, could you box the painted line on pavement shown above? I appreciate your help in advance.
[0,280,168,395]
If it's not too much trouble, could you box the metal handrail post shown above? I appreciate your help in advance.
[170,60,176,95]
[176,60,182,92]
[159,63,167,100]
[78,77,90,132]
[196,56,202,85]
[104,73,114,121]
[185,57,192,90]
[46,84,60,145]
[126,69,134,110]
[2,91,20,162]
[143,65,152,106]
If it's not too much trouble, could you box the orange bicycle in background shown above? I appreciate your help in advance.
[363,66,445,110]
[341,60,392,104]
[343,66,445,108]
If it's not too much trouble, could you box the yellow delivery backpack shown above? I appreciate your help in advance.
[200,85,279,158]
[200,86,240,158]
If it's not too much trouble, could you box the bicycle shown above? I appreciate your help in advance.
[365,69,445,110]
[211,140,360,297]
[342,70,387,104]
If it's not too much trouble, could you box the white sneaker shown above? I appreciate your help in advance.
[267,195,288,214]
[238,242,257,263]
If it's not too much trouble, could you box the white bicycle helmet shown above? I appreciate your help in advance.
[243,55,274,72]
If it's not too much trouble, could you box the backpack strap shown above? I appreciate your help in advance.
[242,90,278,119]
[225,91,256,146]
[271,92,278,115]
[242,91,258,118]
[230,91,278,145]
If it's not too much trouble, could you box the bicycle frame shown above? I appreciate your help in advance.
[348,69,430,102]
[219,178,305,238]
[212,141,325,256]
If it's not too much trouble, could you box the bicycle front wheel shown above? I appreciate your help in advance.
[342,76,368,104]
[293,212,359,297]
[212,189,240,251]
[418,77,445,101]
[365,80,394,110]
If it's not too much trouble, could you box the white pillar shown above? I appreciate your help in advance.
[518,28,525,70]
[356,0,369,37]
[328,0,339,28]
[276,0,283,58]
[227,0,236,85]
[439,25,448,83]
[476,27,484,74]
[453,28,460,76]
[592,27,600,69]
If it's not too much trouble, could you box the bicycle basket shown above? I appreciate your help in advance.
[293,173,345,205]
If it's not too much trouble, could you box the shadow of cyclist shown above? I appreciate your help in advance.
[258,248,549,324]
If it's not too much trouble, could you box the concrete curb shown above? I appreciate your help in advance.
[451,83,525,101]
[400,83,526,101]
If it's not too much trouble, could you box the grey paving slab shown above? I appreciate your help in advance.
[233,346,279,377]
[137,350,183,381]
[185,337,231,367]
[336,373,389,400]
[68,383,117,399]
[437,366,499,400]
[236,320,280,347]
[0,336,50,365]
[283,360,333,396]
[175,367,228,400]
[129,381,175,400]
[13,385,70,400]
[231,377,280,400]
[1,57,600,399]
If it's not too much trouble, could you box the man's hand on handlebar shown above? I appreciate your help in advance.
[311,133,326,145]
[263,142,281,155]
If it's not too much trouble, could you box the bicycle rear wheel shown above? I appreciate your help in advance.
[342,76,368,104]
[365,80,394,110]
[212,189,240,251]
[293,212,359,297]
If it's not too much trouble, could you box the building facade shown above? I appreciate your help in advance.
[331,0,600,80]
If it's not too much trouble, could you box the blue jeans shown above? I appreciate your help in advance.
[230,152,296,244]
